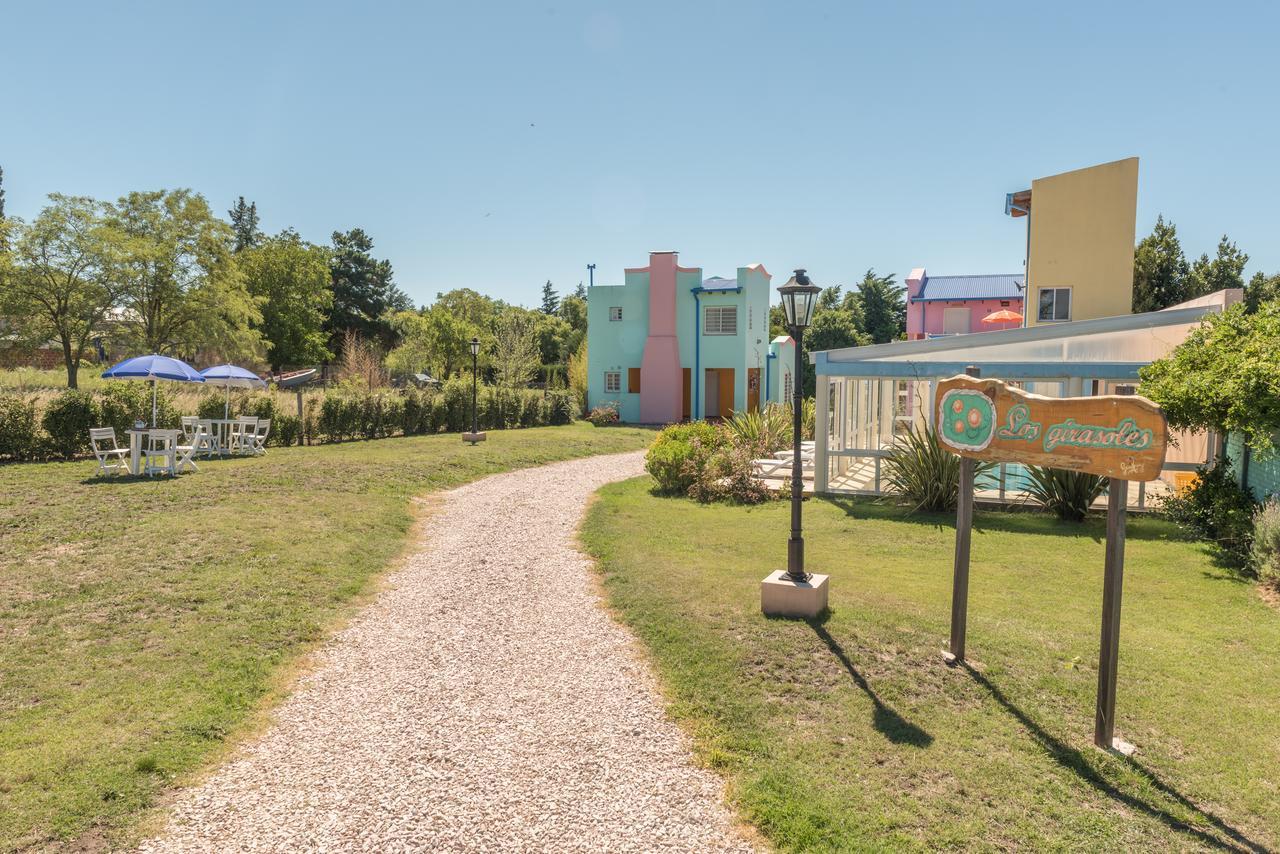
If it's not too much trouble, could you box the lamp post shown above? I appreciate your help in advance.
[759,269,828,617]
[464,337,486,445]
[778,269,821,581]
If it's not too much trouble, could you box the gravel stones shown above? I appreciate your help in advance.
[141,451,756,853]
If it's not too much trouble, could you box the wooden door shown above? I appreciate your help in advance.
[747,368,760,414]
[682,369,691,421]
[718,368,735,419]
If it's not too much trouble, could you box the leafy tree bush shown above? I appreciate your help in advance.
[644,421,725,495]
[1023,466,1108,522]
[883,423,992,512]
[0,393,39,461]
[99,382,178,434]
[545,390,576,426]
[687,440,773,505]
[1250,499,1280,583]
[726,404,792,453]
[41,389,100,458]
[1158,462,1258,567]
[585,402,619,426]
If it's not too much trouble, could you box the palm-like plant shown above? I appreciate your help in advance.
[1023,466,1107,521]
[883,423,992,512]
[725,404,792,453]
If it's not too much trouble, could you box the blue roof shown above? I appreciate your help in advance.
[915,274,1023,302]
[702,276,739,291]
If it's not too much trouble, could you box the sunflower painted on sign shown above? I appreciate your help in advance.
[939,388,996,452]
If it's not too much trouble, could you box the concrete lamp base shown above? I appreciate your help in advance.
[761,570,829,618]
[462,431,487,445]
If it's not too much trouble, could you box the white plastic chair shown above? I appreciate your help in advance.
[195,419,221,458]
[180,415,200,444]
[246,419,270,456]
[89,427,130,476]
[229,416,259,455]
[175,425,204,473]
[144,430,178,476]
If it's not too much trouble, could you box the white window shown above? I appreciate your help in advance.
[704,305,737,335]
[608,306,623,322]
[604,371,621,393]
[1037,287,1071,322]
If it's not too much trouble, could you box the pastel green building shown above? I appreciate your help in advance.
[587,251,796,424]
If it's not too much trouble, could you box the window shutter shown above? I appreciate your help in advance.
[628,368,641,393]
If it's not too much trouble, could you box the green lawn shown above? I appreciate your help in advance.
[0,424,652,851]
[582,478,1280,852]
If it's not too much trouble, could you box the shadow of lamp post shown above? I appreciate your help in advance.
[760,269,830,618]
[463,336,486,445]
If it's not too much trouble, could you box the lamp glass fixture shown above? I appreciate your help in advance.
[468,337,481,357]
[778,269,820,331]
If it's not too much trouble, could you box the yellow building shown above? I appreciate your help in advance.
[1006,157,1139,326]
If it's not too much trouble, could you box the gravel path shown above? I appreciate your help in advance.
[141,451,756,853]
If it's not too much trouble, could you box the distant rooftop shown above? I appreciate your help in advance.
[702,276,739,291]
[915,273,1024,302]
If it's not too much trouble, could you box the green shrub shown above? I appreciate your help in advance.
[0,393,39,461]
[546,390,575,426]
[100,383,153,436]
[688,440,774,505]
[41,389,100,458]
[272,413,302,447]
[196,391,231,420]
[586,402,619,426]
[1024,466,1108,522]
[1251,499,1280,583]
[645,421,726,495]
[883,423,992,513]
[1158,461,1258,567]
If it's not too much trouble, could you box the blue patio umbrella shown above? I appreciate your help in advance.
[101,354,206,427]
[199,364,268,418]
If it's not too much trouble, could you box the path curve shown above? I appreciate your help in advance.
[141,451,755,853]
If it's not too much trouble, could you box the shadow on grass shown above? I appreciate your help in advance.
[823,497,1188,545]
[805,618,934,748]
[962,662,1269,853]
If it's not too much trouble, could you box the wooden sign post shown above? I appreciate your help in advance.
[934,375,1167,752]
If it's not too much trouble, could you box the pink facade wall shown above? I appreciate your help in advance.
[637,252,685,423]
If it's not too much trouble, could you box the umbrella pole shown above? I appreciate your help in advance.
[225,383,230,420]
[152,380,158,428]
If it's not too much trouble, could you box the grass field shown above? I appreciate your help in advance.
[583,478,1280,852]
[0,424,652,851]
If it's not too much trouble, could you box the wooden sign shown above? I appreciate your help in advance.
[934,376,1168,481]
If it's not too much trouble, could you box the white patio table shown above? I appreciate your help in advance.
[127,428,182,476]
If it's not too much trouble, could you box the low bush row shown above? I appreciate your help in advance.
[0,381,577,462]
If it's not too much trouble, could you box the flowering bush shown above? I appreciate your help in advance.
[585,401,620,426]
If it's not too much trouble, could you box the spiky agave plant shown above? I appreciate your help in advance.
[883,423,991,512]
[1023,466,1107,521]
[725,404,792,453]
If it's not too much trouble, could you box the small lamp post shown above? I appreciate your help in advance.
[760,269,829,617]
[464,336,486,445]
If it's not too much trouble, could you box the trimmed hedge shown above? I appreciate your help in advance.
[0,384,578,463]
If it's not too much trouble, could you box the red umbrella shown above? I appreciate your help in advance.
[981,309,1023,324]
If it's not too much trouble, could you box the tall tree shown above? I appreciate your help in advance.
[540,280,559,314]
[0,195,123,387]
[106,189,262,361]
[240,230,333,370]
[1245,271,1280,314]
[816,284,843,312]
[801,308,869,395]
[0,165,6,221]
[326,228,409,354]
[846,269,905,343]
[384,307,477,381]
[490,310,541,389]
[573,281,586,300]
[228,196,262,252]
[1186,234,1248,300]
[1141,302,1280,455]
[1132,215,1190,312]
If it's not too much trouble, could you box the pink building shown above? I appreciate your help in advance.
[905,268,1024,340]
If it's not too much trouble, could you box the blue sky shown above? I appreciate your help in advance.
[5,1,1277,307]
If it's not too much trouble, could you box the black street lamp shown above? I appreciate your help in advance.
[464,337,486,445]
[778,269,821,582]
